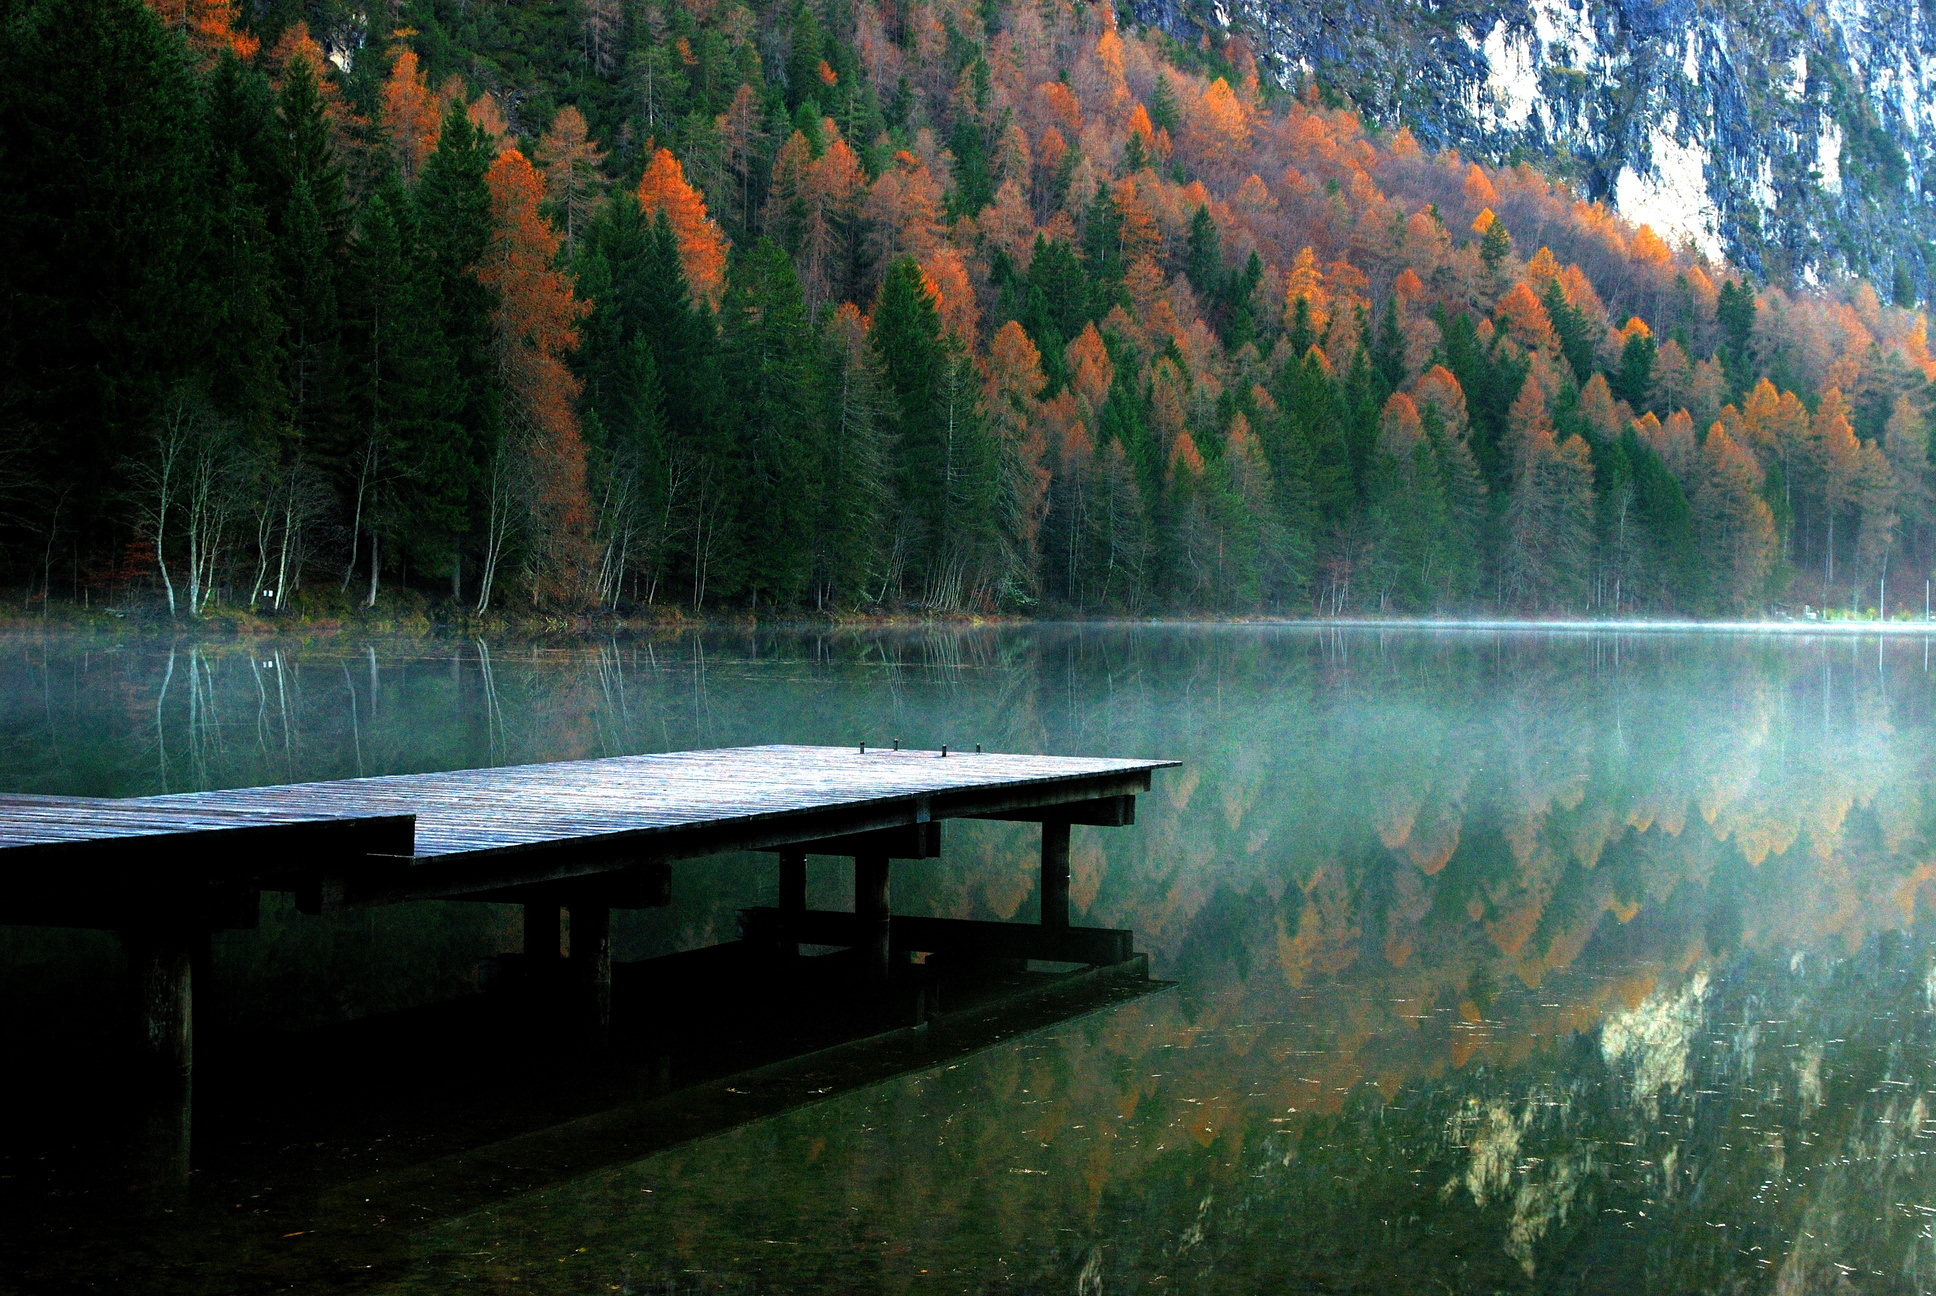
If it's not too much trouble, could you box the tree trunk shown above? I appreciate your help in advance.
[366,531,380,609]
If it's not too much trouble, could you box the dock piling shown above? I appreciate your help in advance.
[124,928,194,1078]
[777,849,806,956]
[855,852,891,980]
[570,901,612,1043]
[1040,820,1071,930]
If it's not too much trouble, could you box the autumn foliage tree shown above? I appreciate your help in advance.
[636,147,726,305]
[7,0,1935,619]
[480,148,591,607]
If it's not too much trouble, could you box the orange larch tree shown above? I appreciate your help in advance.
[536,105,606,252]
[480,149,594,606]
[636,147,727,305]
[380,48,443,185]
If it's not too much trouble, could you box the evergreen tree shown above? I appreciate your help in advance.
[719,239,818,603]
[1371,295,1407,398]
[1185,205,1220,301]
[1715,278,1757,397]
[1613,331,1657,409]
[1541,278,1594,385]
[0,0,210,514]
[412,101,499,574]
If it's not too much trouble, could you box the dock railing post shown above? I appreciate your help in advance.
[855,852,891,980]
[1040,820,1071,931]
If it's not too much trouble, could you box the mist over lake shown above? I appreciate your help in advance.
[4,624,1936,1292]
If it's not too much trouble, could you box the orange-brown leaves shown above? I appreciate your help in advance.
[1813,387,1863,509]
[1111,178,1162,263]
[988,321,1048,407]
[1066,323,1114,411]
[1496,281,1555,352]
[1393,267,1425,303]
[145,0,257,63]
[1037,81,1084,135]
[1463,163,1498,208]
[1505,370,1550,465]
[1411,365,1469,435]
[536,106,605,250]
[1169,429,1205,479]
[1525,246,1561,286]
[1282,246,1330,334]
[381,49,443,183]
[1630,224,1672,265]
[637,147,727,304]
[862,150,944,272]
[1577,372,1624,439]
[921,247,978,346]
[1379,392,1425,460]
[467,92,512,152]
[483,149,588,389]
[1189,77,1252,164]
[985,322,1052,559]
[483,149,593,592]
[1127,103,1156,154]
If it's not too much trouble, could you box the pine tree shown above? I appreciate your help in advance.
[413,100,498,590]
[1185,205,1221,302]
[720,239,818,604]
[0,0,211,518]
[1371,295,1407,399]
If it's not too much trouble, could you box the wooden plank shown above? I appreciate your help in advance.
[0,747,1177,915]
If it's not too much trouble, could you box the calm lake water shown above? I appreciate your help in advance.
[6,624,1936,1293]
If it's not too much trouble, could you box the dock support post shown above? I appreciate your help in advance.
[855,853,891,980]
[570,902,611,1045]
[122,928,193,1191]
[126,929,194,1078]
[777,849,806,956]
[1040,820,1071,930]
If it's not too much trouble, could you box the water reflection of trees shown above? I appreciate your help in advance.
[10,627,1936,1286]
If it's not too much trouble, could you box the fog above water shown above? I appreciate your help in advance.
[7,624,1936,1293]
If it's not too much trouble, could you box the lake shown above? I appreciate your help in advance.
[4,624,1936,1293]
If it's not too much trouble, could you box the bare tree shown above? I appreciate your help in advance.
[475,432,526,614]
[128,388,244,618]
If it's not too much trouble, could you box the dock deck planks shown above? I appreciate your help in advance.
[2,745,1176,906]
[0,745,1178,1114]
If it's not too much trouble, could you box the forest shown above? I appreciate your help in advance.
[3,0,1934,618]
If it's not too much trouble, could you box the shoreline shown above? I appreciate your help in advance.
[4,599,1936,640]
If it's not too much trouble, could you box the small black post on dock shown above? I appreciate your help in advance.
[854,852,891,980]
[777,849,806,956]
[1040,820,1071,930]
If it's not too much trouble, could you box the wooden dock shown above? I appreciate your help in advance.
[0,745,1177,1087]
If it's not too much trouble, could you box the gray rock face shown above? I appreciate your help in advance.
[1134,0,1935,293]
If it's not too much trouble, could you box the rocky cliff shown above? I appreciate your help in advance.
[1135,0,1935,295]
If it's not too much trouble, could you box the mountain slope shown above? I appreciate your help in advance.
[1141,0,1935,293]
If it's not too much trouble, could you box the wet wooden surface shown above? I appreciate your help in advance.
[0,746,1176,907]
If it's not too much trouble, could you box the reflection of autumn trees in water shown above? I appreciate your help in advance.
[381,629,1936,1292]
[8,629,1936,1287]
